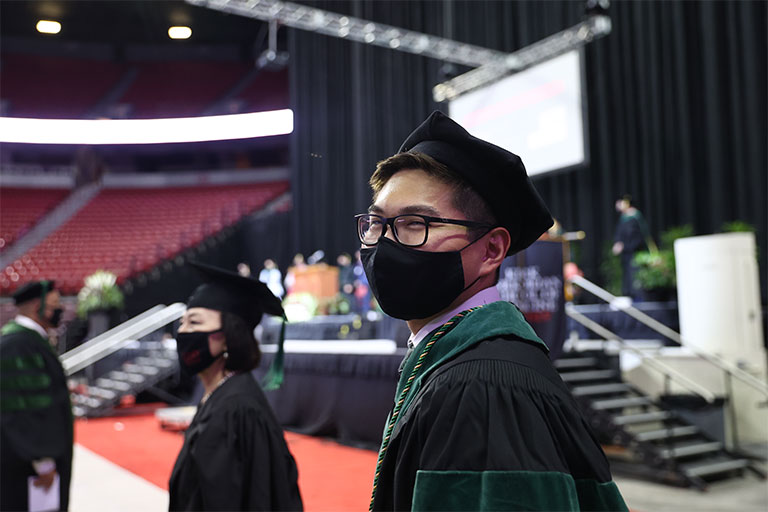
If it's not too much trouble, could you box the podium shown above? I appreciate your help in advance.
[286,264,339,314]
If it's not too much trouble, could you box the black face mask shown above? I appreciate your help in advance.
[176,330,224,375]
[48,308,63,328]
[361,236,481,320]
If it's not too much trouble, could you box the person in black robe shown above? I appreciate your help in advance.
[613,195,652,298]
[357,111,627,511]
[1,280,72,512]
[168,262,302,512]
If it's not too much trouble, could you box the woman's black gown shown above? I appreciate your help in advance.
[169,372,303,511]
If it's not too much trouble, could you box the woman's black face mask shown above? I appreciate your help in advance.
[175,329,224,375]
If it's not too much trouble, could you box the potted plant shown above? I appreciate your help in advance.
[632,250,677,301]
[77,270,125,338]
[631,225,693,301]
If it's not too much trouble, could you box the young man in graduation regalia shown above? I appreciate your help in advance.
[358,111,628,511]
[1,281,73,512]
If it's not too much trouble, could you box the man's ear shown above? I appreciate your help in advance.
[18,298,41,318]
[479,227,510,276]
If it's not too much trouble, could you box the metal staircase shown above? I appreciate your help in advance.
[62,303,186,417]
[562,275,768,490]
[69,342,179,417]
[555,350,763,489]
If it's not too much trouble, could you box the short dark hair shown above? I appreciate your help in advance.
[370,152,498,233]
[222,312,261,372]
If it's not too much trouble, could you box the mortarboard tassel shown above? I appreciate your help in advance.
[261,314,287,390]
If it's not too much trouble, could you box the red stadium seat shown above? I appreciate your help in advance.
[0,54,123,118]
[0,182,289,296]
[0,188,69,252]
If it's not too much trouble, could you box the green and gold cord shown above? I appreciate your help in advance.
[369,306,483,511]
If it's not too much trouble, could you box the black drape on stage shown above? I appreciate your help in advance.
[287,0,767,299]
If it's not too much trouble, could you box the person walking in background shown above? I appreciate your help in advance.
[612,194,654,299]
[359,111,626,511]
[169,262,302,511]
[283,253,306,296]
[1,281,73,512]
[258,258,285,299]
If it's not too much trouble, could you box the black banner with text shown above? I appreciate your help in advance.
[496,240,566,359]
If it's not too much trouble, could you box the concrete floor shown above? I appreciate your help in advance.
[69,442,767,512]
[70,445,167,512]
[615,473,767,512]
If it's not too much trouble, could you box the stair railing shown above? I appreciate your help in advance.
[565,304,717,403]
[569,275,768,399]
[61,303,186,376]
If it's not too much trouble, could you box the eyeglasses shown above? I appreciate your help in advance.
[355,213,493,248]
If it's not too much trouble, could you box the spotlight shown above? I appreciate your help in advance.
[585,0,610,16]
[36,20,61,35]
[256,19,289,71]
[168,26,192,40]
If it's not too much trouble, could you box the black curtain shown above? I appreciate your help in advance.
[287,0,767,299]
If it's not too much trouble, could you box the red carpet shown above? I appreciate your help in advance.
[75,409,378,511]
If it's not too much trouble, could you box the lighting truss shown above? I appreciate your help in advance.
[187,0,610,103]
[433,15,612,102]
[186,0,510,68]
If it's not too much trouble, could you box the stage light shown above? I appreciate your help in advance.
[168,26,192,39]
[36,20,61,35]
[0,109,293,145]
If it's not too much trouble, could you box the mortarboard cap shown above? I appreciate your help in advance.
[12,280,56,306]
[398,111,553,255]
[186,262,287,390]
[187,262,284,329]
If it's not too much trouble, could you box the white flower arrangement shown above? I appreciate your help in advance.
[77,270,125,318]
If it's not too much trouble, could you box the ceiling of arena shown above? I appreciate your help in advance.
[0,1,278,47]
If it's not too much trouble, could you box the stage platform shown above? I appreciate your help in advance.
[177,303,683,447]
[256,341,404,447]
[567,301,680,343]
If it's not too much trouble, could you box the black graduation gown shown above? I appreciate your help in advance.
[0,321,73,512]
[371,302,627,512]
[169,372,302,511]
[614,212,649,296]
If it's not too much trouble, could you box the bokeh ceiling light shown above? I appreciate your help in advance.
[168,26,193,39]
[36,20,62,35]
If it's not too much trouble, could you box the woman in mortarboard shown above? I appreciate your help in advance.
[168,263,302,511]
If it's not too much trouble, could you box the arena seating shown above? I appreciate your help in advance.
[1,53,288,119]
[119,61,249,118]
[234,68,289,113]
[0,54,123,118]
[1,182,289,295]
[0,187,70,252]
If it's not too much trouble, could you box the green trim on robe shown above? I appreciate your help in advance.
[2,320,44,338]
[0,353,45,371]
[412,470,628,512]
[0,373,52,391]
[394,301,546,434]
[0,393,54,413]
[1,320,54,354]
[1,320,68,415]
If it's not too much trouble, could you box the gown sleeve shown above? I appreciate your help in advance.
[401,358,627,512]
[193,400,302,511]
[0,332,71,464]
